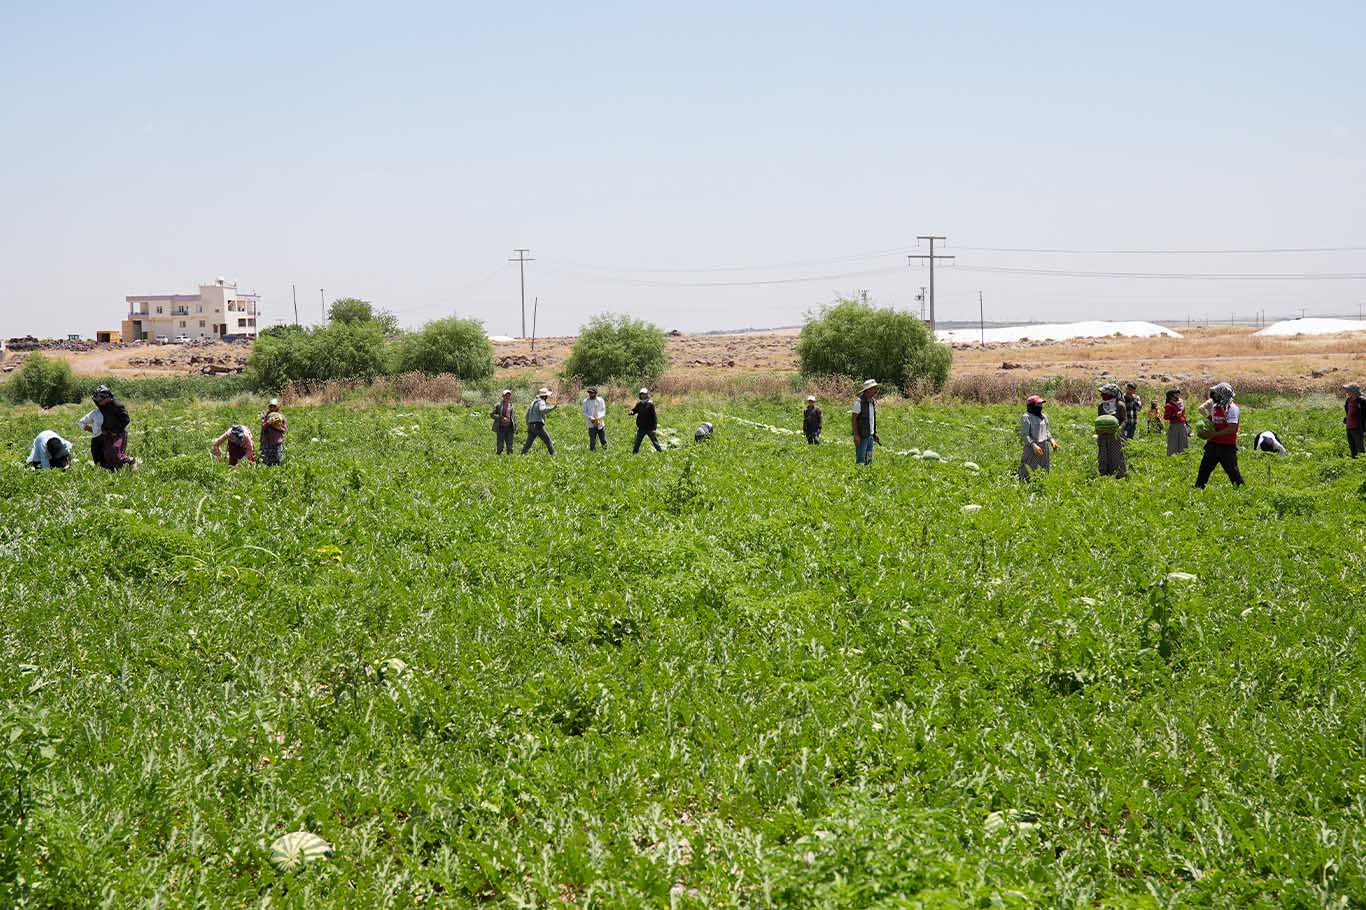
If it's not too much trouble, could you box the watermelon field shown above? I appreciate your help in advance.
[1,396,1364,909]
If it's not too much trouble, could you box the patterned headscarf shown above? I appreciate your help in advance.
[1099,383,1121,399]
[1210,382,1234,405]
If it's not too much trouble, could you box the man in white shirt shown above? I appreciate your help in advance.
[28,431,73,470]
[78,403,104,467]
[581,387,607,451]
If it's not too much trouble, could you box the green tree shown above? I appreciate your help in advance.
[246,322,389,391]
[328,297,374,325]
[397,317,494,381]
[563,314,668,385]
[797,298,951,394]
[4,353,80,407]
[374,309,401,336]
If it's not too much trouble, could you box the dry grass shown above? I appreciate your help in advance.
[281,372,463,406]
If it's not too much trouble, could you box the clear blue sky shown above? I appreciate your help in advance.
[2,1,1363,337]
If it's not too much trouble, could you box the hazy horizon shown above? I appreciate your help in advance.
[3,2,1363,339]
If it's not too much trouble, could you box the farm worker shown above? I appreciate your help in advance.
[1018,394,1058,479]
[93,385,136,471]
[1254,430,1287,455]
[211,424,256,465]
[851,379,881,465]
[581,387,607,451]
[260,398,287,466]
[803,395,822,444]
[1344,383,1364,458]
[1146,400,1163,434]
[78,396,105,468]
[1096,383,1128,478]
[1121,383,1141,438]
[1163,388,1190,455]
[491,389,518,454]
[27,430,73,470]
[1194,382,1244,488]
[630,388,663,453]
[694,421,714,442]
[522,388,556,455]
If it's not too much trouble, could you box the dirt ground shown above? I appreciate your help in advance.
[10,326,1366,386]
[494,326,1366,387]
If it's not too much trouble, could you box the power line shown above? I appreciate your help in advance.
[909,236,954,332]
[956,244,1366,255]
[508,249,534,337]
[956,264,1366,280]
[543,260,907,285]
[539,246,913,275]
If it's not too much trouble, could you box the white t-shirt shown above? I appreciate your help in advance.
[79,407,103,438]
[28,431,72,469]
[581,396,607,426]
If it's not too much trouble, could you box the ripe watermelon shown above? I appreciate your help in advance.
[1094,415,1120,434]
[270,831,333,872]
[1195,418,1216,439]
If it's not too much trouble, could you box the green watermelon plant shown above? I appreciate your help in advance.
[0,395,1362,907]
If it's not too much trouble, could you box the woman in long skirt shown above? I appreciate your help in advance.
[1163,388,1190,455]
[1018,394,1057,479]
[1097,383,1128,477]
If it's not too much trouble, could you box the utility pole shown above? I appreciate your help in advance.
[909,236,954,332]
[509,248,534,337]
[292,284,299,327]
[916,286,927,320]
[858,289,869,306]
[531,297,539,353]
[978,290,985,346]
[320,288,326,324]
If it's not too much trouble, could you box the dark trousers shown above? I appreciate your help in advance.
[522,423,554,455]
[90,437,104,468]
[588,427,607,450]
[495,425,516,454]
[633,428,662,453]
[1195,441,1244,488]
[805,432,820,445]
[1349,428,1364,458]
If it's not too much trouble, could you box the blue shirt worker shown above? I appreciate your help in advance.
[851,379,881,465]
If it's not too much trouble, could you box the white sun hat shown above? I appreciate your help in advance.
[806,395,817,402]
[501,388,513,395]
[859,379,881,392]
[639,387,650,396]
[537,387,552,396]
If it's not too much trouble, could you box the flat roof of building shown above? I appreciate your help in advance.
[126,294,199,302]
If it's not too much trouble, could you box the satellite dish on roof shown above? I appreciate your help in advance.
[216,276,226,285]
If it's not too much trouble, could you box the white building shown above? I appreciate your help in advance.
[123,278,259,342]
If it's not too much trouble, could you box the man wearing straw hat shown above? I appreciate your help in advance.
[522,387,556,455]
[851,379,881,465]
[490,389,518,455]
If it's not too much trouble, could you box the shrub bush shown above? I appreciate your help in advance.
[563,314,668,386]
[247,323,389,392]
[4,353,80,407]
[797,299,952,394]
[396,317,494,381]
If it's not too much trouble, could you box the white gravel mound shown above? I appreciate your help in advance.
[936,320,1181,344]
[1252,318,1366,338]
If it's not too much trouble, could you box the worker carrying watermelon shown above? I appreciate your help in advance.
[1194,382,1244,488]
[1018,394,1058,479]
[260,398,288,467]
[1095,383,1128,478]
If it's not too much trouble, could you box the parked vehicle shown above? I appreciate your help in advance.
[155,335,171,345]
[174,334,191,344]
